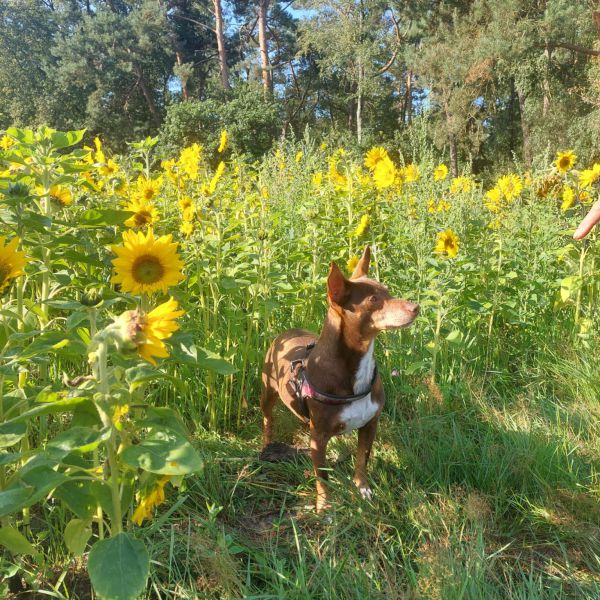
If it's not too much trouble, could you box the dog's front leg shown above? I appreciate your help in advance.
[310,425,332,513]
[353,417,379,500]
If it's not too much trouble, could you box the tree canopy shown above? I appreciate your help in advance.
[1,0,598,171]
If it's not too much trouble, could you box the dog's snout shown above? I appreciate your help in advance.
[404,301,420,315]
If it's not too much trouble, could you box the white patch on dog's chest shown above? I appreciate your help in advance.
[339,393,379,433]
[353,342,375,394]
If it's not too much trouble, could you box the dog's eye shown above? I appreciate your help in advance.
[369,295,378,304]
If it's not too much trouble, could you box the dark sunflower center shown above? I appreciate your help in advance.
[0,264,11,292]
[50,194,65,206]
[132,255,164,284]
[143,188,154,200]
[134,211,152,226]
[445,238,455,250]
[559,157,570,169]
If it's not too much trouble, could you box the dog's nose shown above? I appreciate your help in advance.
[405,301,420,315]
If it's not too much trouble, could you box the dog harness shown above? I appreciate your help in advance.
[286,342,378,422]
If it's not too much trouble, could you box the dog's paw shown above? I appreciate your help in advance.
[359,486,373,500]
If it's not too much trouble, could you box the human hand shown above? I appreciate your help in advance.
[573,200,600,241]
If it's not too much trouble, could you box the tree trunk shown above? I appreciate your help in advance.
[516,88,532,168]
[175,51,189,100]
[449,136,458,177]
[405,70,412,124]
[134,63,161,128]
[213,0,230,90]
[258,0,271,93]
[356,60,363,143]
[542,44,551,116]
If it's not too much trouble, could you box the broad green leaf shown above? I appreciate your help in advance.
[0,421,27,448]
[54,481,98,520]
[124,364,185,393]
[48,426,110,453]
[64,518,92,556]
[560,275,581,302]
[79,209,133,227]
[446,330,464,345]
[138,407,189,438]
[2,394,88,425]
[121,430,203,475]
[50,129,85,148]
[20,331,87,361]
[173,341,237,375]
[10,466,70,514]
[0,488,33,518]
[0,452,22,466]
[88,533,149,600]
[0,526,37,556]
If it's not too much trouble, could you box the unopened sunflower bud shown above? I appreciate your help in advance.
[6,183,30,199]
[113,308,146,354]
[81,287,103,307]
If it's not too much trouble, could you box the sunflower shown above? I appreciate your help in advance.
[114,176,129,196]
[484,187,502,213]
[132,475,171,525]
[0,135,14,151]
[434,229,460,258]
[111,229,184,295]
[48,185,73,207]
[402,163,420,183]
[136,176,162,202]
[123,198,159,229]
[0,236,28,294]
[434,164,449,181]
[364,147,389,171]
[178,143,202,181]
[136,297,184,365]
[328,160,348,190]
[579,163,600,189]
[209,161,226,194]
[98,158,119,177]
[497,174,522,201]
[217,130,228,153]
[180,222,194,237]
[450,176,474,194]
[161,159,179,185]
[554,150,577,173]
[352,214,370,237]
[182,206,195,222]
[372,156,396,189]
[295,151,303,163]
[312,172,323,187]
[178,196,193,210]
[428,198,450,213]
[346,255,359,273]
[93,137,106,164]
[560,186,575,211]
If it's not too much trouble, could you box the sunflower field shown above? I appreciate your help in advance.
[0,126,599,598]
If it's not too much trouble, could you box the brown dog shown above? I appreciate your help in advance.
[260,247,419,512]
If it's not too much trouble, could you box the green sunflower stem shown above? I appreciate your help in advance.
[15,274,24,333]
[431,293,443,386]
[574,242,587,330]
[94,340,123,536]
[0,375,9,529]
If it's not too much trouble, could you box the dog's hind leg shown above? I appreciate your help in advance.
[260,349,278,448]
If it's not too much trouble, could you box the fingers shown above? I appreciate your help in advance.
[573,200,600,240]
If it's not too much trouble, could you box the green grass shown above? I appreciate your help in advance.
[138,352,600,599]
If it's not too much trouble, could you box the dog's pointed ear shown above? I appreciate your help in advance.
[350,246,371,279]
[327,262,349,306]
